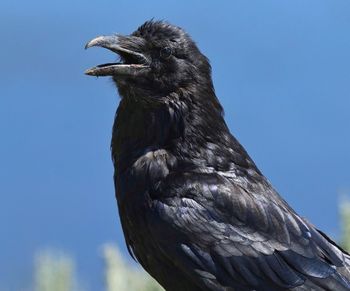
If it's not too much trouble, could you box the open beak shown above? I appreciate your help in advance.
[84,35,150,77]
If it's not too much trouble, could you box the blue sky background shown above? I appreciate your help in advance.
[1,0,350,290]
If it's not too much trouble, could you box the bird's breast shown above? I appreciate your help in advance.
[115,148,177,203]
[113,148,178,269]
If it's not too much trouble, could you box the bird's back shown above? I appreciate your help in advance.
[112,100,350,291]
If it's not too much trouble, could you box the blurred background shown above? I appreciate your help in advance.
[1,1,350,290]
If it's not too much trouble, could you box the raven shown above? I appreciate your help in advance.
[85,20,350,290]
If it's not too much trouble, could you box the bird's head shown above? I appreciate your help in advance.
[85,20,212,97]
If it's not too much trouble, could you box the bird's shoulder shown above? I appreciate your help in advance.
[151,169,304,250]
[147,170,350,290]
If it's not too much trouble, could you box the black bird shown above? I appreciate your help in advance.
[85,20,350,290]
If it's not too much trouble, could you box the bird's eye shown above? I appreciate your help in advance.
[160,47,172,59]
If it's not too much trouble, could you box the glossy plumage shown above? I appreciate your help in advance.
[87,20,350,290]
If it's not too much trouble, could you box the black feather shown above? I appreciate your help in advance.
[87,20,350,290]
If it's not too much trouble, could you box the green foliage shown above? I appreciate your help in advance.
[340,198,350,251]
[34,250,75,291]
[102,244,163,291]
[33,245,163,291]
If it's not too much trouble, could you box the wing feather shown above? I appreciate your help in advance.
[148,172,350,290]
